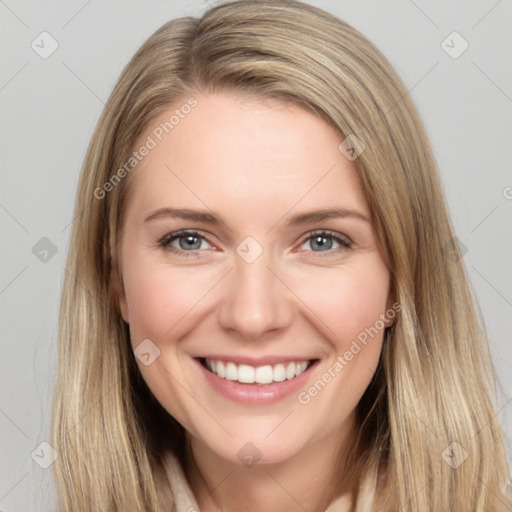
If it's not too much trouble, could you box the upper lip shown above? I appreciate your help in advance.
[195,354,317,366]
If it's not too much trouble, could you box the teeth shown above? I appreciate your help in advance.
[204,358,311,385]
[238,364,255,383]
[273,364,286,382]
[255,365,273,384]
[216,361,225,378]
[225,362,237,380]
[295,361,307,377]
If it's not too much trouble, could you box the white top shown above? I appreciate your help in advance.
[163,450,201,511]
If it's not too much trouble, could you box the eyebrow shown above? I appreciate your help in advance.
[143,207,370,229]
[287,208,370,225]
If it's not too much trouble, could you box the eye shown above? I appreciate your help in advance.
[159,230,214,257]
[297,230,352,255]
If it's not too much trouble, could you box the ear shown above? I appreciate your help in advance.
[111,259,129,323]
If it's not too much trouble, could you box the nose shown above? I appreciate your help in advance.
[217,250,294,341]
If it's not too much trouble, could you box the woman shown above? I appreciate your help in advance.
[51,0,511,510]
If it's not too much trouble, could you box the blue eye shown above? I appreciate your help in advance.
[160,230,212,257]
[159,229,352,258]
[298,231,352,255]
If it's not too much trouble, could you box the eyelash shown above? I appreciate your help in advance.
[158,229,353,258]
[159,230,205,258]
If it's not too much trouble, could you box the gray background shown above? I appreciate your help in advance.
[1,0,511,509]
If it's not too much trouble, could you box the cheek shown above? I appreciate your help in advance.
[291,258,390,348]
[122,257,207,341]
[293,262,390,425]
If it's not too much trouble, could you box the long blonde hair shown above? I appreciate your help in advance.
[51,1,511,510]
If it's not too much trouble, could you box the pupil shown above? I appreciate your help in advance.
[312,235,332,251]
[181,235,200,250]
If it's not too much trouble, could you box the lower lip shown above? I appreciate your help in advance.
[194,358,319,405]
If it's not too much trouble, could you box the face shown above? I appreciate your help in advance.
[116,90,393,466]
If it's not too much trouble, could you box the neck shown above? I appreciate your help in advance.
[183,419,356,512]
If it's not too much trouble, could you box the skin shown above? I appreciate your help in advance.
[116,90,393,512]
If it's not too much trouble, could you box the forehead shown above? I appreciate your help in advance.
[125,91,369,224]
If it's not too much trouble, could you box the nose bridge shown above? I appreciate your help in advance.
[217,244,293,339]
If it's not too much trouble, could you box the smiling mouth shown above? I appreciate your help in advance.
[198,357,317,385]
